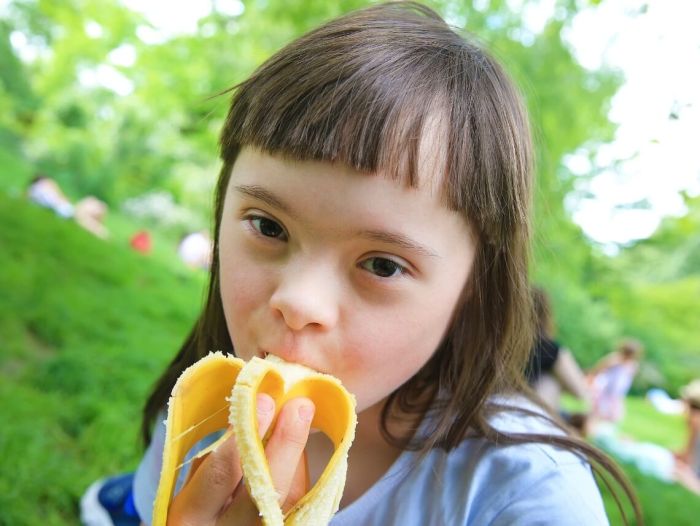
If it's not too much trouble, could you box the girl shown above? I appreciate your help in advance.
[130,2,638,524]
[589,339,643,423]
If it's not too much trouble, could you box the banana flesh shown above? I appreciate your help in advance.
[152,352,357,526]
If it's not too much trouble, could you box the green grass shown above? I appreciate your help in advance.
[618,397,687,451]
[2,189,700,524]
[562,395,700,524]
[601,458,700,526]
[0,191,206,524]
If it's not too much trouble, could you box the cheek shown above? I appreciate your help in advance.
[218,245,269,353]
[345,298,455,404]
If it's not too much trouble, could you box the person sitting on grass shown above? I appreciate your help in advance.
[27,173,110,239]
[27,173,74,219]
[674,379,700,495]
[588,338,643,424]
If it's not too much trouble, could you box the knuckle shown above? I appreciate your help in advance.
[204,460,236,488]
[278,419,309,449]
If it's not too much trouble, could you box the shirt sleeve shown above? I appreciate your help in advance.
[488,461,609,526]
[133,415,167,525]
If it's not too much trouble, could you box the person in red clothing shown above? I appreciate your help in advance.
[130,230,152,254]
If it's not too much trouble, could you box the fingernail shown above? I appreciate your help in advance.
[298,403,315,423]
[257,394,274,415]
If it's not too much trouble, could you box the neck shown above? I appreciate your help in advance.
[306,399,406,509]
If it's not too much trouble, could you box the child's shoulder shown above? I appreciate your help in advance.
[391,396,608,524]
[448,397,608,524]
[339,403,608,525]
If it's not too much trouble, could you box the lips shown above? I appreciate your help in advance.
[257,347,325,374]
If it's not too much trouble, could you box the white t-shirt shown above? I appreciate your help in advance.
[134,398,608,525]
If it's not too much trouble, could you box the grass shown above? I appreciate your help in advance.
[2,189,700,524]
[562,395,700,523]
[0,191,206,524]
[618,397,687,451]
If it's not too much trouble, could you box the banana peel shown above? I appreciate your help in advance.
[152,352,357,526]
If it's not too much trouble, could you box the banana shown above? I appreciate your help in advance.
[152,352,357,526]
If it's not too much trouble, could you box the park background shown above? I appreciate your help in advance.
[0,0,698,524]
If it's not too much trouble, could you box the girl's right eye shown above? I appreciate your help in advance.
[247,215,288,241]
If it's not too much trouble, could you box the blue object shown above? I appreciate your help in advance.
[80,473,141,526]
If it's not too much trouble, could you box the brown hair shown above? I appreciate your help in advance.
[142,2,640,522]
[531,286,554,339]
[618,338,644,359]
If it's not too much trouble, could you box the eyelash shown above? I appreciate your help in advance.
[244,213,410,279]
[246,214,288,242]
[358,256,409,279]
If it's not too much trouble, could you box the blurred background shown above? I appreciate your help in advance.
[0,0,698,524]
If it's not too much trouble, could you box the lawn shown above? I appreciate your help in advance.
[1,191,699,524]
[595,396,699,525]
[0,191,205,524]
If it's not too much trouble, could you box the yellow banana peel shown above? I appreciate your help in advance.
[152,352,357,526]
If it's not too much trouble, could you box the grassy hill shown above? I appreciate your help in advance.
[1,191,699,524]
[0,191,205,524]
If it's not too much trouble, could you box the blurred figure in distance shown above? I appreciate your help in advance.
[177,230,213,270]
[588,338,643,423]
[525,287,591,413]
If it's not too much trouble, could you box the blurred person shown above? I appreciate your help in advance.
[27,173,74,218]
[646,387,685,415]
[75,196,110,239]
[525,287,591,412]
[588,338,643,423]
[129,230,152,254]
[176,230,213,270]
[674,379,700,494]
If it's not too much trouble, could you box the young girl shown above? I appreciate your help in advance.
[589,339,643,423]
[126,2,637,524]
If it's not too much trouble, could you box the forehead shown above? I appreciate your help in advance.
[228,146,459,222]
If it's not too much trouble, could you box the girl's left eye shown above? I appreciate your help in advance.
[248,216,287,241]
[359,257,407,278]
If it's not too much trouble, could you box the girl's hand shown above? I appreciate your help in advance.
[168,394,315,525]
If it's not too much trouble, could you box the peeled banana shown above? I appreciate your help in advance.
[152,352,357,526]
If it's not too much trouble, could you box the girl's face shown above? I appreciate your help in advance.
[218,147,475,412]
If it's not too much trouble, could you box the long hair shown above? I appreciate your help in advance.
[143,3,640,522]
[532,286,554,339]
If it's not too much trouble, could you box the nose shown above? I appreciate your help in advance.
[269,260,340,331]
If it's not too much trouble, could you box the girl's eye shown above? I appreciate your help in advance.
[360,257,406,278]
[249,216,287,240]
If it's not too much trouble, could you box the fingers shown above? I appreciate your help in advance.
[265,397,315,507]
[167,395,312,525]
[168,394,275,525]
[282,451,310,513]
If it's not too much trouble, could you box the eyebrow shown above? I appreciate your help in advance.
[234,184,439,258]
[234,184,297,219]
[359,230,439,258]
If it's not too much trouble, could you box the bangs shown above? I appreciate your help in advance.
[219,4,460,192]
[218,2,532,236]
